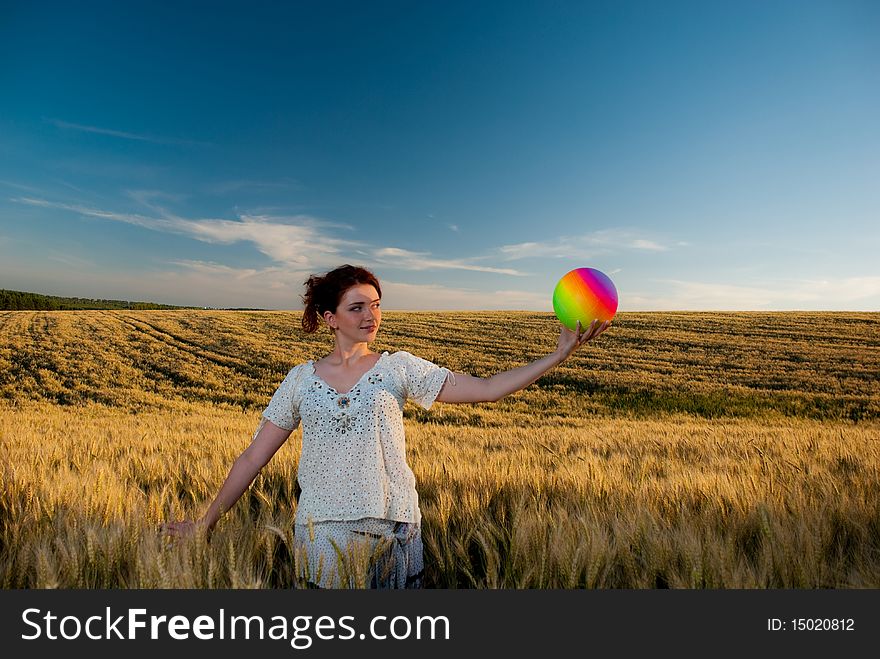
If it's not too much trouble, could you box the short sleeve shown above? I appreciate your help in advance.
[398,351,450,410]
[261,365,304,431]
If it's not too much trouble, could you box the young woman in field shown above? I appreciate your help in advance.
[162,264,610,588]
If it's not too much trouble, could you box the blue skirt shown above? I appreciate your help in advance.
[293,517,424,589]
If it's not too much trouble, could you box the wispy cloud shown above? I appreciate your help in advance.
[0,179,45,193]
[496,229,674,261]
[628,277,880,311]
[127,189,356,232]
[12,196,531,276]
[46,118,211,147]
[168,260,264,279]
[13,196,353,268]
[631,239,666,251]
[1,177,90,198]
[52,178,87,194]
[372,247,526,275]
[126,189,190,211]
[156,261,307,307]
[10,193,877,311]
[780,277,880,304]
[126,264,548,310]
[13,197,178,231]
[13,197,711,300]
[381,279,550,311]
[448,224,459,232]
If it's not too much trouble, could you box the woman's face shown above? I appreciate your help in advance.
[327,284,381,343]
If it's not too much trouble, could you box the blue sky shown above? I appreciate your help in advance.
[1,0,878,310]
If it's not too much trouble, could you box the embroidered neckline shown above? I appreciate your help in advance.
[308,351,389,396]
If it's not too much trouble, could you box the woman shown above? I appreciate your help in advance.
[162,264,610,588]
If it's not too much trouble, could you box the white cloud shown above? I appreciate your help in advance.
[372,247,526,275]
[497,241,553,259]
[13,197,676,283]
[188,215,356,267]
[2,246,543,308]
[12,197,359,271]
[0,179,44,193]
[13,197,166,229]
[381,279,550,311]
[631,239,666,251]
[782,277,880,304]
[629,281,777,310]
[627,277,880,311]
[153,261,309,307]
[168,260,263,279]
[35,196,878,312]
[143,264,545,310]
[495,228,674,261]
[13,196,529,279]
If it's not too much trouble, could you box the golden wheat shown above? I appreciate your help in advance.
[1,310,878,587]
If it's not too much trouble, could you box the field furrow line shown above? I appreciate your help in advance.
[116,313,256,373]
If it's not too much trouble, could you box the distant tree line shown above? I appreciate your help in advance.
[0,289,191,310]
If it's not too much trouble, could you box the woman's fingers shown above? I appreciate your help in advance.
[577,319,610,345]
[578,319,598,343]
[589,320,610,341]
[590,320,609,340]
[160,520,196,537]
[577,320,590,346]
[561,318,612,357]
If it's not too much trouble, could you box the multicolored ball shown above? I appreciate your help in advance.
[552,267,618,331]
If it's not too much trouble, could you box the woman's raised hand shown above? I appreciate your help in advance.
[555,319,611,362]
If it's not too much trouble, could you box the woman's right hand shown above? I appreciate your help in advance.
[555,318,611,362]
[160,519,208,540]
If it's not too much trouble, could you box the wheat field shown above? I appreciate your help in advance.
[1,310,878,587]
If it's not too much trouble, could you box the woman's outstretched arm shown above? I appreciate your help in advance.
[435,319,610,404]
[161,420,293,538]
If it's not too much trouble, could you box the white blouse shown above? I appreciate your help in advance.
[260,351,451,526]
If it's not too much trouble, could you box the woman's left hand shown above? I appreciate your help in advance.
[555,319,611,362]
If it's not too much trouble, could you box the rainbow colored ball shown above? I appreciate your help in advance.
[552,268,618,331]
